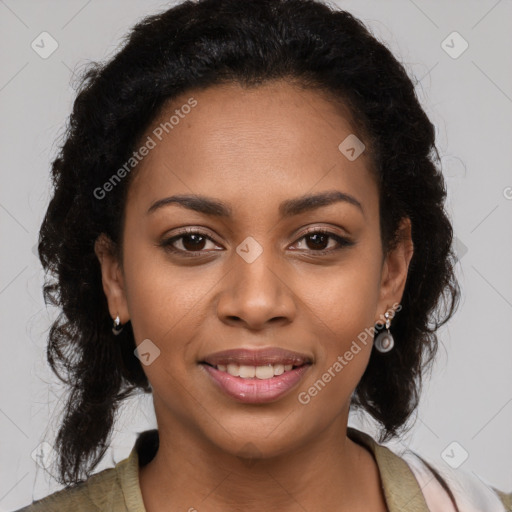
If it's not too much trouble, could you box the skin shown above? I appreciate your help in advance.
[95,80,413,511]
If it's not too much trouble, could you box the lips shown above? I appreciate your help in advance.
[201,347,312,367]
[200,348,313,404]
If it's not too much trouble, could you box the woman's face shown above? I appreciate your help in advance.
[96,80,412,458]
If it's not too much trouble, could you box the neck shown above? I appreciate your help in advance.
[138,414,386,512]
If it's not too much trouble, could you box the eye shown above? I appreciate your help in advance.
[291,228,353,254]
[160,227,353,258]
[160,229,222,256]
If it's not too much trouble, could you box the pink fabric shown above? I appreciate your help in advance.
[404,452,506,512]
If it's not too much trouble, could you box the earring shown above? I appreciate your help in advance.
[374,311,394,353]
[112,315,123,335]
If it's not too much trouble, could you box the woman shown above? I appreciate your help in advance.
[15,0,511,510]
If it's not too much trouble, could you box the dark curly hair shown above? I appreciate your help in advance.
[37,0,460,486]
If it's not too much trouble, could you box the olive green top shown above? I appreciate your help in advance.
[14,428,511,511]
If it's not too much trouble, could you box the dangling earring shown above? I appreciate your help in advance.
[374,311,394,353]
[112,314,123,335]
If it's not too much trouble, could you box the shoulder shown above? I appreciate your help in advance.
[12,466,121,512]
[399,447,511,512]
[348,427,511,512]
[12,430,155,512]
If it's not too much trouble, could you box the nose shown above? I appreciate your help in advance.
[216,248,297,330]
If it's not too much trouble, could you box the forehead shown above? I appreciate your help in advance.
[126,80,377,219]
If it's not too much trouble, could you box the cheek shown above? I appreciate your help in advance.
[121,241,193,352]
[122,251,201,404]
[300,252,382,338]
[296,293,376,419]
[123,236,201,327]
[295,251,381,396]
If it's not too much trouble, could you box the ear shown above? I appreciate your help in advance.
[94,233,130,324]
[374,217,414,323]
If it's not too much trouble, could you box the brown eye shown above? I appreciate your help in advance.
[160,230,222,256]
[180,233,207,251]
[292,229,353,254]
[304,232,330,251]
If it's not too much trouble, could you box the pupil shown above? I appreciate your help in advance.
[307,233,327,250]
[183,234,205,251]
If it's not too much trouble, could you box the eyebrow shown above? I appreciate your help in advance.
[147,190,364,218]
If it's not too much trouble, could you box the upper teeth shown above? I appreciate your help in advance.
[216,363,294,379]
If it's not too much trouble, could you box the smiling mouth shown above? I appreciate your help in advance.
[199,347,313,402]
[202,362,309,380]
[200,347,313,381]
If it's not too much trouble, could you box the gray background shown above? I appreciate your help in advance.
[1,0,511,509]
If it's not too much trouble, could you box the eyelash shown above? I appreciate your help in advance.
[159,227,353,257]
